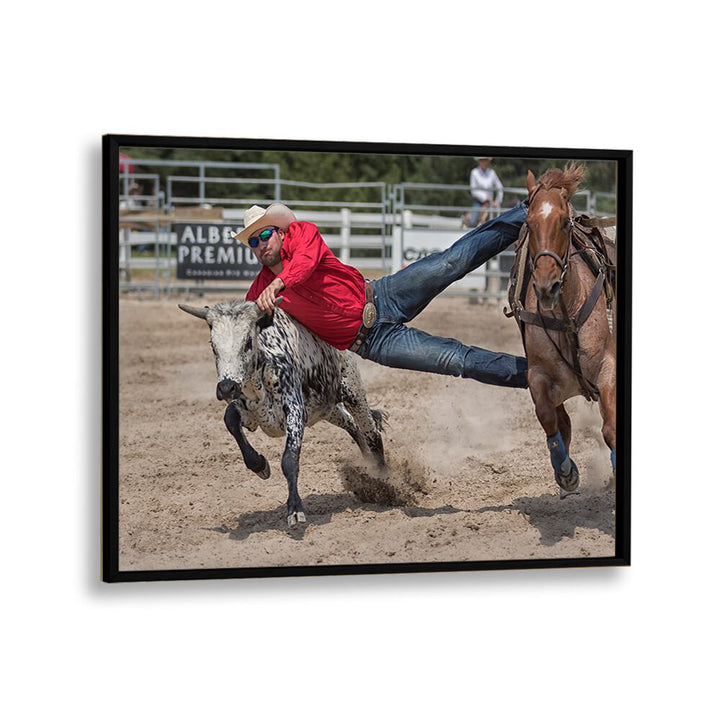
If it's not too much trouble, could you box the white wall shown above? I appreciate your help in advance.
[3,2,717,718]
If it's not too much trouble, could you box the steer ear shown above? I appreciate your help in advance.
[178,304,210,322]
[252,301,274,330]
[253,296,284,330]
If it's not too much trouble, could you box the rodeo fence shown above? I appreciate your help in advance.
[391,183,594,299]
[118,160,615,300]
[120,158,282,203]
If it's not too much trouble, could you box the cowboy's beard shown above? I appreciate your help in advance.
[258,246,282,268]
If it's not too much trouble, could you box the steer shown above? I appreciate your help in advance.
[179,300,386,527]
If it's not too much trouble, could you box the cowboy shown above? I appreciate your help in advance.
[232,202,528,388]
[469,157,504,226]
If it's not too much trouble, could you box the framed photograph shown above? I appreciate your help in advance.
[103,134,631,582]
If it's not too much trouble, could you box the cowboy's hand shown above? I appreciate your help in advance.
[257,277,285,315]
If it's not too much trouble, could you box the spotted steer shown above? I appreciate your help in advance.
[179,300,386,527]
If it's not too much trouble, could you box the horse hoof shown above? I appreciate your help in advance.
[254,457,270,480]
[555,458,579,493]
[287,511,306,528]
[559,486,581,499]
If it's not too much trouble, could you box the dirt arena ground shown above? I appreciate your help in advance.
[118,294,615,572]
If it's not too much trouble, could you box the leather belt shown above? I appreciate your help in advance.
[348,280,376,353]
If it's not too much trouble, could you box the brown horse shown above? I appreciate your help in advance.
[512,164,616,495]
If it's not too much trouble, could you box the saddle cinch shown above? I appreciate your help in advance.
[504,213,617,398]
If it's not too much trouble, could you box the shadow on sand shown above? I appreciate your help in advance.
[510,487,615,545]
[204,482,614,546]
[205,492,469,541]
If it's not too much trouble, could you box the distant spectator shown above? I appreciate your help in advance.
[120,181,144,211]
[126,182,143,210]
[469,157,503,227]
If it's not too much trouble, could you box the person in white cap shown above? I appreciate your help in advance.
[470,157,504,226]
[233,201,528,388]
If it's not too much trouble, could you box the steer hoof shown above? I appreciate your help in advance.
[555,458,580,496]
[253,456,271,480]
[287,511,307,528]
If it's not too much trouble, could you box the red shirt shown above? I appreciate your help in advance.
[245,221,365,350]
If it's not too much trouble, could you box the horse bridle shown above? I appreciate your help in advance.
[527,187,575,287]
[523,195,602,401]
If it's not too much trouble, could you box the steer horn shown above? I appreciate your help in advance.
[178,304,209,320]
[253,296,284,319]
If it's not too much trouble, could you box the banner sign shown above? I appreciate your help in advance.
[174,223,259,280]
[391,228,488,290]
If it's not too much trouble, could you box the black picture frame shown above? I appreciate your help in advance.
[103,134,631,583]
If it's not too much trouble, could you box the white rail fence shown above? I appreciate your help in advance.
[119,169,615,299]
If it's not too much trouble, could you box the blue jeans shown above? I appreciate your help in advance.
[356,203,528,388]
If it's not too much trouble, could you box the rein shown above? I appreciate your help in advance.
[534,282,602,401]
[508,200,610,402]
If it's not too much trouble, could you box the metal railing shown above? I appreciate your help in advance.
[118,174,390,296]
[195,177,390,269]
[117,163,615,299]
[120,159,281,206]
[119,172,162,210]
[390,182,609,299]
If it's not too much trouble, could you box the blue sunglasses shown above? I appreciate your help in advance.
[248,227,278,248]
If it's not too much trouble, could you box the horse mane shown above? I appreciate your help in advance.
[537,162,585,198]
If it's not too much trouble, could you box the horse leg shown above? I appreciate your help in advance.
[557,402,572,456]
[597,351,617,474]
[529,371,579,495]
[555,402,579,494]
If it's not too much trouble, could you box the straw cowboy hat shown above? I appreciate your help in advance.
[231,203,297,247]
[473,156,491,162]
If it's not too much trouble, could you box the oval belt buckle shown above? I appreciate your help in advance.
[362,303,377,328]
